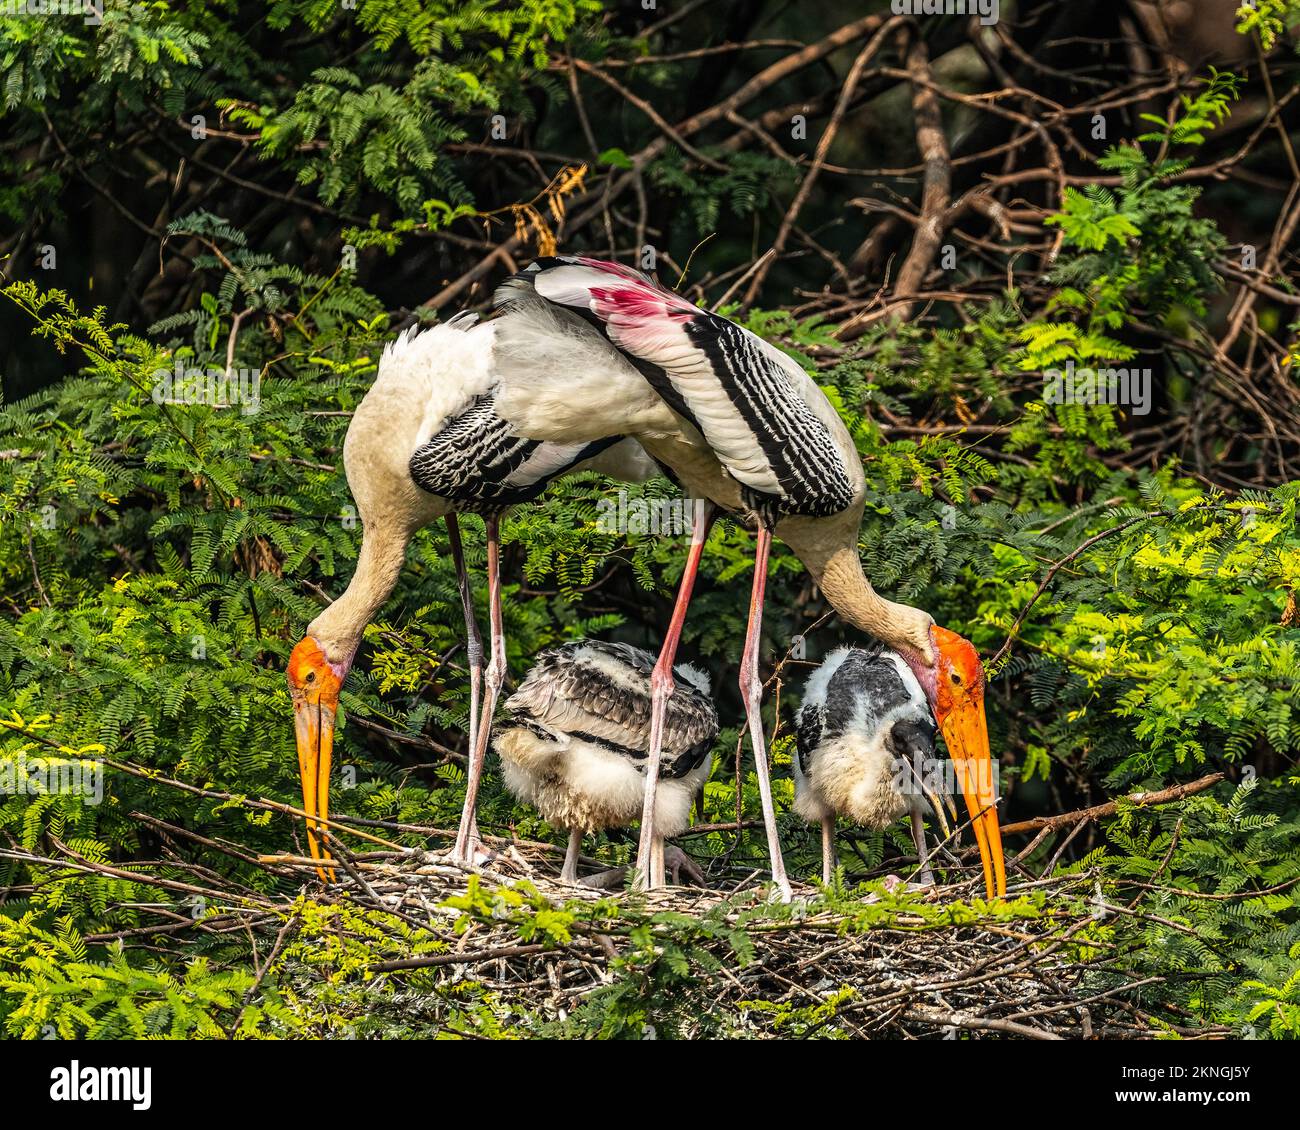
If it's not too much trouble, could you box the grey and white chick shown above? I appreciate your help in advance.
[493,639,717,885]
[794,644,947,885]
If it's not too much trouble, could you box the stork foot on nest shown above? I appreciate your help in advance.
[568,844,706,889]
[663,843,705,886]
[447,834,496,870]
[860,873,932,902]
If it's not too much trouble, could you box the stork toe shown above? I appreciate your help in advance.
[663,843,706,887]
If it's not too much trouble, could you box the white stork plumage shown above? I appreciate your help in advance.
[493,639,717,884]
[795,644,962,886]
[488,257,1005,900]
[286,313,653,878]
[287,256,1006,902]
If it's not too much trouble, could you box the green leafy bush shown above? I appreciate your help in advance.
[0,5,1296,1039]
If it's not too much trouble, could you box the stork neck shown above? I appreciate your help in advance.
[307,520,413,672]
[787,532,936,665]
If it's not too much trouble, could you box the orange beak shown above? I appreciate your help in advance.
[939,697,1005,898]
[294,697,336,882]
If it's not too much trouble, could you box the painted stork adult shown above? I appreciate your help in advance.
[285,314,653,879]
[795,644,966,887]
[489,257,1005,900]
[493,639,717,884]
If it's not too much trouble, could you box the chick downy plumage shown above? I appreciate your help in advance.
[493,639,717,883]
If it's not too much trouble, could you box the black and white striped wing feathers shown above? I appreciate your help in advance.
[513,256,856,521]
[408,393,619,509]
[504,639,717,779]
[396,310,627,510]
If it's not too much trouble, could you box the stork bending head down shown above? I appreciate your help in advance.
[286,257,1005,901]
[498,257,1005,899]
[286,313,653,880]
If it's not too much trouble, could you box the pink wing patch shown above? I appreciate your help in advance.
[566,258,702,353]
[533,257,699,359]
[535,258,697,320]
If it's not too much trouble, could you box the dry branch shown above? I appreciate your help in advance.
[887,34,953,322]
[1001,773,1225,836]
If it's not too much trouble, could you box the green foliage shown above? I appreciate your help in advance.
[0,6,1296,1039]
[1236,0,1300,51]
[974,479,1300,786]
[1026,73,1235,375]
[1077,780,1300,1037]
[0,912,298,1038]
[0,0,600,221]
[0,2,207,114]
[649,150,800,233]
[224,67,474,212]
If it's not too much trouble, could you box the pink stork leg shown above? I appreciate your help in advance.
[444,515,482,773]
[739,526,793,902]
[453,514,505,867]
[634,499,715,890]
[561,827,583,885]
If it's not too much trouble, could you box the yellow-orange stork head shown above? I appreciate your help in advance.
[287,636,344,881]
[906,625,1005,898]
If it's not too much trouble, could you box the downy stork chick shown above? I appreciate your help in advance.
[795,644,968,887]
[494,640,718,885]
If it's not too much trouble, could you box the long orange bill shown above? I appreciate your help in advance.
[941,700,1006,898]
[294,700,336,882]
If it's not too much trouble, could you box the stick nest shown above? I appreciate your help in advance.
[263,835,1208,1040]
